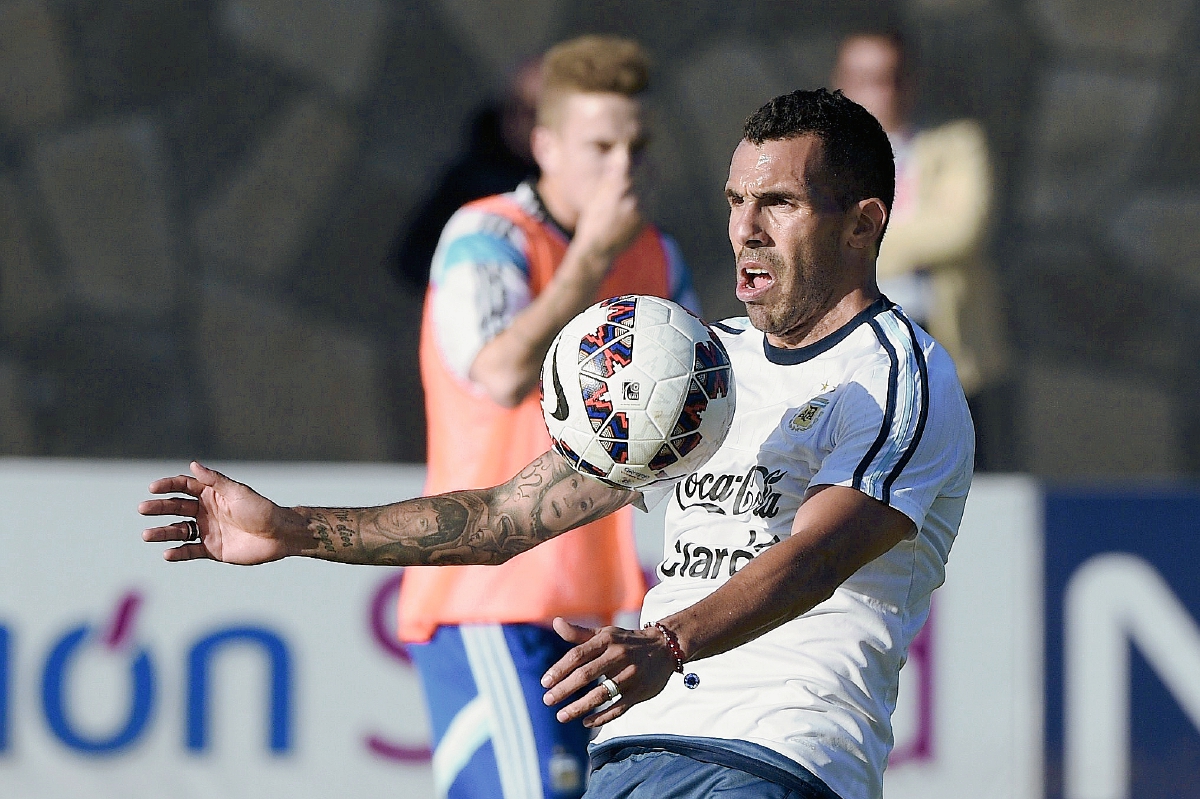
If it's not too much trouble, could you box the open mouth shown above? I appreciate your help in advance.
[736,262,776,302]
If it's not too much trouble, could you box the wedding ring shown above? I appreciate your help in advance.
[183,519,200,542]
[600,676,620,702]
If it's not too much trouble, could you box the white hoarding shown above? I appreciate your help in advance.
[885,475,1043,799]
[0,460,434,798]
[0,461,1041,798]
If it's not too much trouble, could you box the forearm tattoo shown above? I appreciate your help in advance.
[299,452,633,566]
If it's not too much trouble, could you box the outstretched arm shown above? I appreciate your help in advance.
[139,451,635,566]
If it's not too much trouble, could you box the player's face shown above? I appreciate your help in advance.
[725,136,854,347]
[536,92,647,219]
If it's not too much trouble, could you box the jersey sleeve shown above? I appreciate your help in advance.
[808,315,973,531]
[635,479,676,511]
[428,206,532,382]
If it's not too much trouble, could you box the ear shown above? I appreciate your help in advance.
[845,198,887,250]
[530,125,557,176]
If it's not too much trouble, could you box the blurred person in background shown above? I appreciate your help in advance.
[400,35,698,799]
[833,31,1009,469]
[388,58,543,292]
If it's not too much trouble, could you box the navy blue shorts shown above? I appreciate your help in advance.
[585,737,842,799]
[409,623,592,799]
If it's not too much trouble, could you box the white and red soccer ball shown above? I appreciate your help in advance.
[541,295,736,489]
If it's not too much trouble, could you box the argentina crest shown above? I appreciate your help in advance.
[789,396,830,432]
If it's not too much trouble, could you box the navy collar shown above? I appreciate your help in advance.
[763,296,893,365]
[523,180,573,242]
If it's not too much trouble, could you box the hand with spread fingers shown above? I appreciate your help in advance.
[139,461,307,565]
[539,617,677,728]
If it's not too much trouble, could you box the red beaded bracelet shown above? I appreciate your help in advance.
[646,621,685,673]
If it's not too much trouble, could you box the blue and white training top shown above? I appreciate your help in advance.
[594,297,975,799]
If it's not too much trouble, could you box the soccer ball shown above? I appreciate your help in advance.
[541,294,736,489]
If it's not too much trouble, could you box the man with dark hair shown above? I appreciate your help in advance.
[141,88,973,799]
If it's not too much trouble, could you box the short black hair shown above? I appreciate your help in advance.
[743,88,895,217]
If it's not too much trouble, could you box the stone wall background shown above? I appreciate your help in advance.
[1,0,1198,476]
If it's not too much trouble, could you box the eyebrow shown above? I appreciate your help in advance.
[760,189,804,203]
[585,131,651,148]
[724,186,806,203]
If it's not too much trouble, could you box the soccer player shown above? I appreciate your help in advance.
[405,35,698,799]
[141,89,973,799]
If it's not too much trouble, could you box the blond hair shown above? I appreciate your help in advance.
[537,35,651,126]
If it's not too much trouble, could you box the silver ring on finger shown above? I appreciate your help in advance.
[600,676,620,702]
[183,519,200,542]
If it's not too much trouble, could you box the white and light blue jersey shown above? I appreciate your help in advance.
[596,297,974,799]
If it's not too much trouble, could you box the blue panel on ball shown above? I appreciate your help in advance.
[581,376,612,431]
[579,334,634,378]
[553,438,581,465]
[579,325,624,360]
[693,338,729,371]
[673,432,702,457]
[602,297,638,327]
[576,458,609,478]
[695,366,731,400]
[601,411,630,441]
[648,442,680,471]
[672,380,709,436]
[601,437,629,465]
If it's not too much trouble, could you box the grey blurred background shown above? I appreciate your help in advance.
[1,0,1198,475]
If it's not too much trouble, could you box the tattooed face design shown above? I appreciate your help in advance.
[535,474,604,534]
[428,498,469,545]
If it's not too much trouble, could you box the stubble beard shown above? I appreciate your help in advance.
[742,250,836,344]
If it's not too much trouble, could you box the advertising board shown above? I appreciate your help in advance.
[0,461,433,798]
[0,460,1125,799]
[1043,487,1200,799]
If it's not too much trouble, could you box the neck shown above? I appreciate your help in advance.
[765,285,881,350]
[535,176,579,233]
